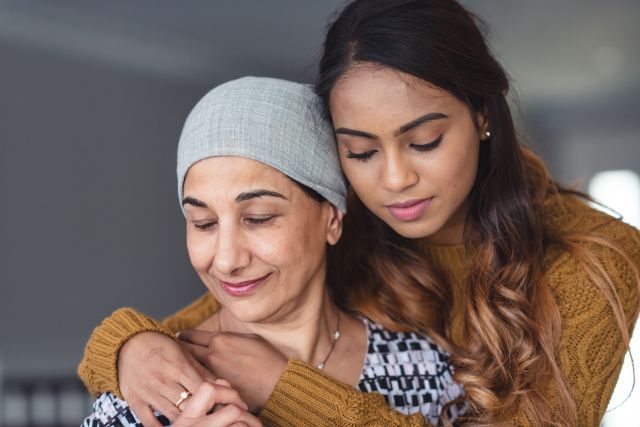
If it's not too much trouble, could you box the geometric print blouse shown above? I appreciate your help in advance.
[358,318,467,424]
[82,318,466,426]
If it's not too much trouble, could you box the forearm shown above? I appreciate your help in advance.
[77,293,217,397]
[77,308,176,398]
[260,360,430,427]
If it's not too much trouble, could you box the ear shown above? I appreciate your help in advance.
[324,204,344,246]
[476,108,490,141]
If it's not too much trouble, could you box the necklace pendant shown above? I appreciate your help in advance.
[333,330,341,340]
[317,362,325,370]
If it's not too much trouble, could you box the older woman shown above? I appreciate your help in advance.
[81,77,464,426]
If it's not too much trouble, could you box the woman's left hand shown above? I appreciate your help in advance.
[178,330,288,413]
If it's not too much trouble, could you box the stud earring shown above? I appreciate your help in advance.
[484,130,491,140]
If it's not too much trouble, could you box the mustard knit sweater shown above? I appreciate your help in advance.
[78,195,640,426]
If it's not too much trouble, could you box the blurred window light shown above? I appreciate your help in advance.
[588,170,640,229]
[590,170,640,427]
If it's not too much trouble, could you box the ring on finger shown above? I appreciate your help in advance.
[175,390,192,409]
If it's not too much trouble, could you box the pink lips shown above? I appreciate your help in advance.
[386,198,433,221]
[219,273,270,297]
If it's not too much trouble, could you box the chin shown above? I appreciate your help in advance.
[225,302,271,324]
[386,218,442,240]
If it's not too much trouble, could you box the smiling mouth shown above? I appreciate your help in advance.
[386,197,434,221]
[219,273,271,297]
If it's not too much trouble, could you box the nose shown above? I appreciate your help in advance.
[381,150,419,193]
[211,223,250,276]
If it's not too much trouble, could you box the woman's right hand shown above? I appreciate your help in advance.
[118,331,217,426]
[174,381,262,427]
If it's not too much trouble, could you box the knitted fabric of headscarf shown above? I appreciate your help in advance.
[177,76,347,212]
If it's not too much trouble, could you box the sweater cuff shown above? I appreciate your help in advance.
[260,359,422,427]
[77,308,176,398]
[259,360,347,426]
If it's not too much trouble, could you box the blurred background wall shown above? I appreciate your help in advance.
[0,1,638,425]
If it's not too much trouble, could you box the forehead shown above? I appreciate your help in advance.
[184,156,294,193]
[330,65,457,123]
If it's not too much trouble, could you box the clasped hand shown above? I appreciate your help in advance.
[117,330,287,426]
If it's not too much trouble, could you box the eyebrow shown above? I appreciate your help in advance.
[394,112,448,136]
[182,196,208,208]
[334,112,448,140]
[181,189,287,208]
[235,189,287,202]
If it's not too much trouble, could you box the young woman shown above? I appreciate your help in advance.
[80,76,465,426]
[78,1,640,426]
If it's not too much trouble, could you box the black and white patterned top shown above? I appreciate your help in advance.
[357,318,466,423]
[82,318,465,426]
[82,395,170,427]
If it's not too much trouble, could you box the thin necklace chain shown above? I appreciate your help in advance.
[216,309,341,371]
[317,308,341,370]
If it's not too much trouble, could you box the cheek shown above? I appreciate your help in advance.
[247,226,307,274]
[186,231,213,273]
[434,138,480,195]
[268,223,313,262]
[270,213,328,273]
[339,157,378,200]
[251,237,284,264]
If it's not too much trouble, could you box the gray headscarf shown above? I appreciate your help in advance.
[177,76,347,212]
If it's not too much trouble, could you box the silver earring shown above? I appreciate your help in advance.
[484,130,491,139]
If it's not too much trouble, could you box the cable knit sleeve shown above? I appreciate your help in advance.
[77,293,217,398]
[260,360,430,427]
[510,219,640,426]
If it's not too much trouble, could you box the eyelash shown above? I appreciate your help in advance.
[410,134,443,152]
[345,134,443,162]
[245,216,274,225]
[194,222,216,231]
[345,150,376,162]
[193,216,274,231]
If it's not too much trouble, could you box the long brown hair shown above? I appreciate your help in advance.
[318,1,639,425]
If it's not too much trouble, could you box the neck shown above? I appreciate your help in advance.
[217,286,339,365]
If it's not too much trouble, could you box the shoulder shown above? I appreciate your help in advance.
[541,193,640,326]
[161,292,220,331]
[82,392,170,427]
[542,193,640,248]
[542,193,640,286]
[542,193,616,235]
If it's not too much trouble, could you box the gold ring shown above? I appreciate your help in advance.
[175,390,192,409]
